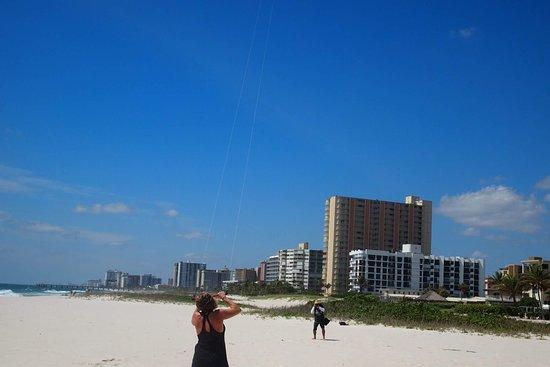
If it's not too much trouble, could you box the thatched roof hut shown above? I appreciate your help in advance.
[416,290,447,302]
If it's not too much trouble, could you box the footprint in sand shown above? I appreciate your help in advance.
[91,358,121,366]
[441,348,477,354]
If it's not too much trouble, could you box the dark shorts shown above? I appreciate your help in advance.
[313,320,325,332]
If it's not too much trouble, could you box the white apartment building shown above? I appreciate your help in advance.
[349,244,485,297]
[273,242,324,291]
[265,255,280,283]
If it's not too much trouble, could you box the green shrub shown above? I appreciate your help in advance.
[226,281,297,296]
[252,296,550,336]
[465,312,506,329]
[518,296,540,307]
[454,303,505,315]
[343,293,379,303]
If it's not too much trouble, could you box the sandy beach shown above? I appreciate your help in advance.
[1,296,549,367]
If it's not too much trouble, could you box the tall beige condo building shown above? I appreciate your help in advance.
[323,195,432,295]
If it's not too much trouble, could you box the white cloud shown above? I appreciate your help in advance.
[536,176,550,190]
[452,26,476,39]
[74,202,130,214]
[24,222,67,234]
[0,178,30,193]
[176,231,207,240]
[439,185,544,234]
[74,205,87,213]
[165,209,179,217]
[0,164,91,195]
[77,230,131,246]
[471,250,487,259]
[20,220,130,246]
[461,227,480,237]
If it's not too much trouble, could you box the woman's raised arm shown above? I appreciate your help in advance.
[215,291,241,320]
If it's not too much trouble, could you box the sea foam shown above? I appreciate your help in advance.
[43,290,70,295]
[0,289,21,297]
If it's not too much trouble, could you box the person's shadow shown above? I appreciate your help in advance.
[322,339,339,342]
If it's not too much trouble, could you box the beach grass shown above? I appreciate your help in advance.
[76,291,549,337]
[76,290,261,309]
[250,293,550,337]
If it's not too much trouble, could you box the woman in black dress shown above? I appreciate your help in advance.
[191,291,241,367]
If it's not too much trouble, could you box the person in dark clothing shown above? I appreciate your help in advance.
[310,300,326,340]
[191,291,241,367]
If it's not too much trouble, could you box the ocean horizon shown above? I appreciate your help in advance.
[0,283,82,297]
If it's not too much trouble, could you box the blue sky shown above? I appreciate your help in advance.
[1,1,549,284]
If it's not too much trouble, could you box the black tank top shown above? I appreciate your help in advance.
[191,311,229,367]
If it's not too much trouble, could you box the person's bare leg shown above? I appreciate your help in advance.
[322,328,326,340]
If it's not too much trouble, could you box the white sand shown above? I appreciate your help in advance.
[1,296,549,367]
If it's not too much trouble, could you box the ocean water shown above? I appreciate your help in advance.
[0,283,82,297]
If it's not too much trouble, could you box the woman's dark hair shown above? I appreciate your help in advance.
[195,292,217,315]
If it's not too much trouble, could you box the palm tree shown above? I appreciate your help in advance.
[487,271,505,302]
[435,287,449,298]
[501,274,525,305]
[522,264,550,318]
[458,283,469,300]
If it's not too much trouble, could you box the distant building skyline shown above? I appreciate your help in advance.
[103,270,162,289]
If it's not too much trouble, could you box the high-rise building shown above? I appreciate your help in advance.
[265,255,280,283]
[120,274,141,288]
[257,261,267,282]
[196,269,222,291]
[140,274,153,287]
[104,270,116,288]
[104,270,124,288]
[323,195,432,295]
[218,268,231,282]
[234,268,257,283]
[139,274,161,287]
[349,244,485,297]
[278,242,323,291]
[173,261,206,289]
[115,271,124,288]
